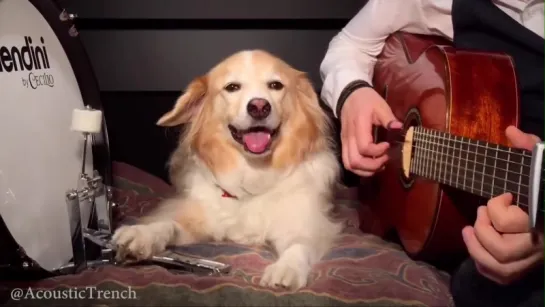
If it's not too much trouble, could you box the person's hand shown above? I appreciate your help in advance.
[462,126,543,285]
[339,87,402,177]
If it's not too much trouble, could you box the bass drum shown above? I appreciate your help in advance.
[0,0,112,279]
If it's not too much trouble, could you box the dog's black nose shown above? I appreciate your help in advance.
[247,98,271,120]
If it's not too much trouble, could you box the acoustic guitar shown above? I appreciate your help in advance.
[358,32,544,267]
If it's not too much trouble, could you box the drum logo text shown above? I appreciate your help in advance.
[0,36,55,89]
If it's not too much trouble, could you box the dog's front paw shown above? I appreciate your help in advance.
[260,260,309,290]
[112,224,168,262]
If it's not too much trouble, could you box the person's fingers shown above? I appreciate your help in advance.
[462,226,508,284]
[475,250,544,285]
[352,104,392,157]
[359,142,390,157]
[344,108,387,172]
[387,120,403,130]
[339,92,399,177]
[340,120,351,171]
[346,135,364,169]
[487,193,530,233]
[505,126,541,150]
[474,206,537,263]
[355,109,374,150]
[342,132,374,177]
[463,226,543,285]
[463,226,493,266]
[347,136,388,171]
[361,155,389,171]
[372,100,402,128]
[474,206,507,260]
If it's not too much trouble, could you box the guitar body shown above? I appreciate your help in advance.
[359,32,520,266]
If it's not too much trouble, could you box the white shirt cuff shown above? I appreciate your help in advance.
[320,69,372,118]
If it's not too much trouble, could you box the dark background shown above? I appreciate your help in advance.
[63,0,367,184]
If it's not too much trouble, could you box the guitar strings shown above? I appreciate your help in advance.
[407,144,533,179]
[411,156,545,212]
[410,138,545,184]
[410,156,545,213]
[392,140,544,173]
[388,128,537,165]
[412,137,531,168]
[380,127,544,213]
[409,135,545,210]
[409,143,545,187]
[410,153,530,193]
[413,128,533,159]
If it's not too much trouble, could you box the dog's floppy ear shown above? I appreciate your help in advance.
[156,76,208,126]
[294,70,319,106]
[293,69,329,131]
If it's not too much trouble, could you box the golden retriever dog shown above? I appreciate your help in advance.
[112,50,342,290]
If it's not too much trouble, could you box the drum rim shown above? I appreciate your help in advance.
[28,0,113,186]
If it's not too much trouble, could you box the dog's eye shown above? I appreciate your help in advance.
[267,81,284,91]
[224,82,241,92]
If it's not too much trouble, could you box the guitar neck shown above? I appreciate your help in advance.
[408,126,543,209]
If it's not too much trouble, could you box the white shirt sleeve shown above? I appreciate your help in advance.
[319,0,454,117]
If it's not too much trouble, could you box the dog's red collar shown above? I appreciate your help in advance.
[221,189,237,199]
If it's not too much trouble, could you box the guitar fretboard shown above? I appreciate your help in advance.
[409,127,538,207]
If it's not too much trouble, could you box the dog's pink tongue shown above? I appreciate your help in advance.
[242,132,271,153]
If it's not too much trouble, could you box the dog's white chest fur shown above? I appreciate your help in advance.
[187,153,334,245]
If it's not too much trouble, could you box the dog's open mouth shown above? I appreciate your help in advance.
[228,125,279,155]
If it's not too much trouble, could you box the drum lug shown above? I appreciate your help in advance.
[59,10,79,37]
[59,9,77,22]
[68,25,79,38]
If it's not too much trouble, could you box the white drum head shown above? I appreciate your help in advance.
[0,0,95,271]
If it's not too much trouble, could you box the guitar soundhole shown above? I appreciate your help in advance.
[399,108,422,189]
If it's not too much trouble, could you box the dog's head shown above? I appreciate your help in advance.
[157,50,331,174]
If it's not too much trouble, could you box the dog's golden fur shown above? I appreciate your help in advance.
[112,50,342,289]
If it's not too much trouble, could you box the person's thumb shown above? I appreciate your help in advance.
[373,101,402,129]
[505,125,541,151]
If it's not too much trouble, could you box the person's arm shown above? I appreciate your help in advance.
[319,0,453,117]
